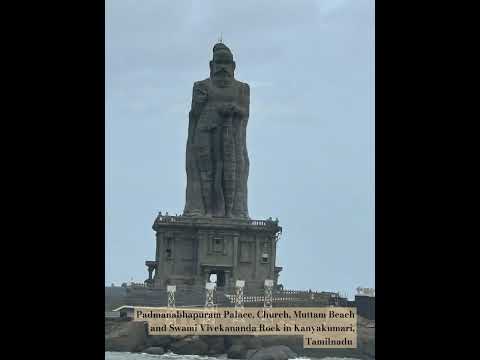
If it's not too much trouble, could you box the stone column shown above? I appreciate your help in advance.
[155,232,160,263]
[153,232,164,288]
[271,234,276,279]
[233,234,239,280]
[147,266,154,281]
[224,270,231,289]
[155,232,164,279]
[193,234,199,277]
[170,233,176,274]
[255,235,260,286]
[196,232,204,276]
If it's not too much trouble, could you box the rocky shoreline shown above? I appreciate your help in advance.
[105,317,374,359]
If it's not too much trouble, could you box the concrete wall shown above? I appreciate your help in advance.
[105,286,127,310]
[355,295,375,320]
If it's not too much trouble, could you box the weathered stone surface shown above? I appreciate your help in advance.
[226,336,262,350]
[184,42,250,219]
[247,346,297,360]
[105,321,147,352]
[170,336,209,355]
[146,335,175,347]
[256,336,303,354]
[227,343,248,359]
[143,346,165,355]
[202,335,226,355]
[357,316,375,358]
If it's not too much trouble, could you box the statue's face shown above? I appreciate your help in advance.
[210,51,235,80]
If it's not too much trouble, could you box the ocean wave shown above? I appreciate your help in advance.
[105,352,227,360]
[105,352,361,360]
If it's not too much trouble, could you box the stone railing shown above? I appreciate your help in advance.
[154,215,185,224]
[281,289,339,296]
[220,289,337,306]
[121,284,348,308]
[249,220,266,226]
[128,282,147,288]
[153,213,280,228]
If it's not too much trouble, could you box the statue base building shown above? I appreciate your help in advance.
[145,213,283,291]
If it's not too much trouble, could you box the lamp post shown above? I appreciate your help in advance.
[167,285,176,308]
[205,282,216,308]
[234,280,245,309]
[264,279,273,309]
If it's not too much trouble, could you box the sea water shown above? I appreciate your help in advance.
[105,352,361,360]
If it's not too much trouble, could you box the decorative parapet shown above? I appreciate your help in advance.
[152,213,282,235]
[128,282,148,288]
[356,287,375,297]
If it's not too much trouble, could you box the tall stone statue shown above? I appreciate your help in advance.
[183,43,250,218]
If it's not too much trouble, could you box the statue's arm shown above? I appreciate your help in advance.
[242,83,250,119]
[190,81,208,118]
[187,81,208,143]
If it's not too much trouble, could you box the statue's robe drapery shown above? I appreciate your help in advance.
[183,78,250,218]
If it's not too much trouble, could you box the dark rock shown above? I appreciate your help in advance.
[247,345,297,360]
[105,321,147,352]
[301,348,365,360]
[170,336,209,355]
[202,336,226,355]
[226,336,262,350]
[225,336,241,348]
[272,346,297,359]
[144,346,165,355]
[146,335,175,347]
[245,337,262,350]
[257,336,303,353]
[227,343,248,359]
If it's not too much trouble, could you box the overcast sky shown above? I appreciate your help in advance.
[106,0,374,299]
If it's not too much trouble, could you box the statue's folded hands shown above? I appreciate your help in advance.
[216,103,243,117]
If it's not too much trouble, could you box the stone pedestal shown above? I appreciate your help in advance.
[148,214,282,291]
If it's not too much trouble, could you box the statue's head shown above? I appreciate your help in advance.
[210,43,236,84]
